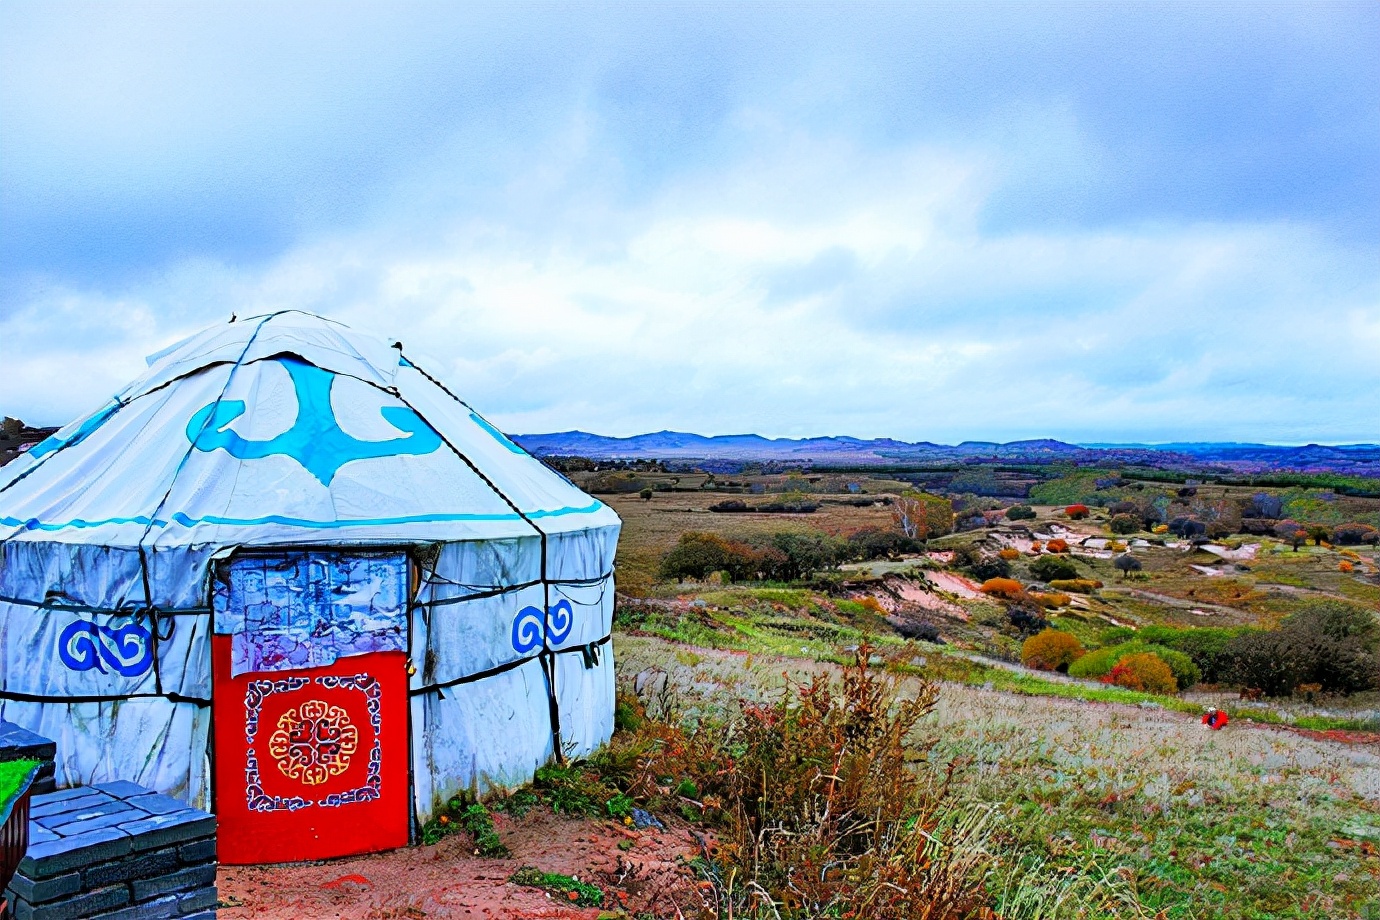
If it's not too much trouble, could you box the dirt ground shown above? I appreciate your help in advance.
[217,806,704,919]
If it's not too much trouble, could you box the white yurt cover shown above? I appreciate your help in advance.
[0,311,620,821]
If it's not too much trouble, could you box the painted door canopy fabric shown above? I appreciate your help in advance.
[214,551,409,678]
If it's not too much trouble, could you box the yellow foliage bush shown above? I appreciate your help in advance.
[1102,652,1177,694]
[1108,540,1127,552]
[1046,538,1069,553]
[998,547,1020,560]
[1339,562,1355,573]
[1048,578,1102,594]
[1021,628,1085,672]
[858,596,887,615]
[1028,592,1072,609]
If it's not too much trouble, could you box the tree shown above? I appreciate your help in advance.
[1005,504,1037,521]
[639,488,653,501]
[1274,519,1307,551]
[1113,553,1143,578]
[1224,599,1379,696]
[890,490,954,541]
[1307,525,1330,545]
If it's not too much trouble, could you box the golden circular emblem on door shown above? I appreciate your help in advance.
[269,699,360,785]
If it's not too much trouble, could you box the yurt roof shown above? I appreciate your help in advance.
[0,311,617,549]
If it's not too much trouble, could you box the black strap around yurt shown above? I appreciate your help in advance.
[387,359,569,763]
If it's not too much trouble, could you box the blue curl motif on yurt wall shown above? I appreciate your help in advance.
[57,619,154,677]
[510,599,574,653]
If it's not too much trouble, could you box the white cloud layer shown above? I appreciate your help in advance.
[1,3,1376,443]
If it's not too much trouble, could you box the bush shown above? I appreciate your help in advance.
[1109,513,1140,535]
[1224,599,1380,695]
[1028,591,1072,609]
[1333,522,1379,545]
[1021,629,1085,672]
[1146,645,1201,690]
[894,620,942,643]
[998,547,1021,560]
[1138,625,1241,684]
[1005,504,1037,521]
[1007,604,1050,636]
[708,499,749,513]
[979,577,1024,599]
[951,544,1011,581]
[1102,652,1177,694]
[1047,578,1102,594]
[1065,504,1090,520]
[1045,538,1070,553]
[1066,640,1195,688]
[1030,555,1079,582]
[599,650,991,918]
[1068,646,1120,680]
[847,527,922,561]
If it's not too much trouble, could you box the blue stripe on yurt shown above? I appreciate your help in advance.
[0,501,605,532]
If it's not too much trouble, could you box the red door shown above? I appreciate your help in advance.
[212,636,410,863]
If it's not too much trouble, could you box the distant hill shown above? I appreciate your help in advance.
[512,430,1380,476]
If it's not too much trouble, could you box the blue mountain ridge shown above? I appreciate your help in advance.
[511,430,1380,470]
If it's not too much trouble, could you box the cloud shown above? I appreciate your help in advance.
[1,3,1377,442]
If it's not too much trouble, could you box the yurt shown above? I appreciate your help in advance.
[0,311,620,863]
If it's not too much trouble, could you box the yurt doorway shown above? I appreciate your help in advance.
[211,550,412,864]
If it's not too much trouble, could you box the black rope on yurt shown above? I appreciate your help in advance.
[0,594,209,616]
[407,635,613,698]
[0,689,211,707]
[392,352,584,765]
[129,312,283,707]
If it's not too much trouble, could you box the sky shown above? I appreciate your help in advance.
[1,2,1377,445]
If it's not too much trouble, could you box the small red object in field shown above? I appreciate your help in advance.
[1201,710,1229,730]
[321,874,373,890]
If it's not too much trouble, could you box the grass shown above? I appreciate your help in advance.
[0,758,40,815]
[615,635,1380,920]
[509,866,604,907]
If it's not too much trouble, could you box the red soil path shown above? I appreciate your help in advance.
[217,807,703,919]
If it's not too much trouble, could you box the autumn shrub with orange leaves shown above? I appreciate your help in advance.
[603,650,997,919]
[998,547,1021,561]
[1064,504,1090,520]
[979,577,1025,600]
[1339,561,1355,573]
[1101,652,1177,694]
[1045,538,1069,553]
[1021,628,1085,672]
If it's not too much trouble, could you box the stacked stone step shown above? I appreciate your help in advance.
[4,781,216,920]
[0,723,57,796]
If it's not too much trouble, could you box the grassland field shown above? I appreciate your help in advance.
[583,467,1380,918]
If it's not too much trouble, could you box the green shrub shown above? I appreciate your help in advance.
[1066,640,1197,689]
[1068,646,1121,680]
[1030,555,1079,582]
[1146,645,1201,690]
[1005,504,1037,521]
[1047,578,1102,594]
[1109,513,1140,534]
